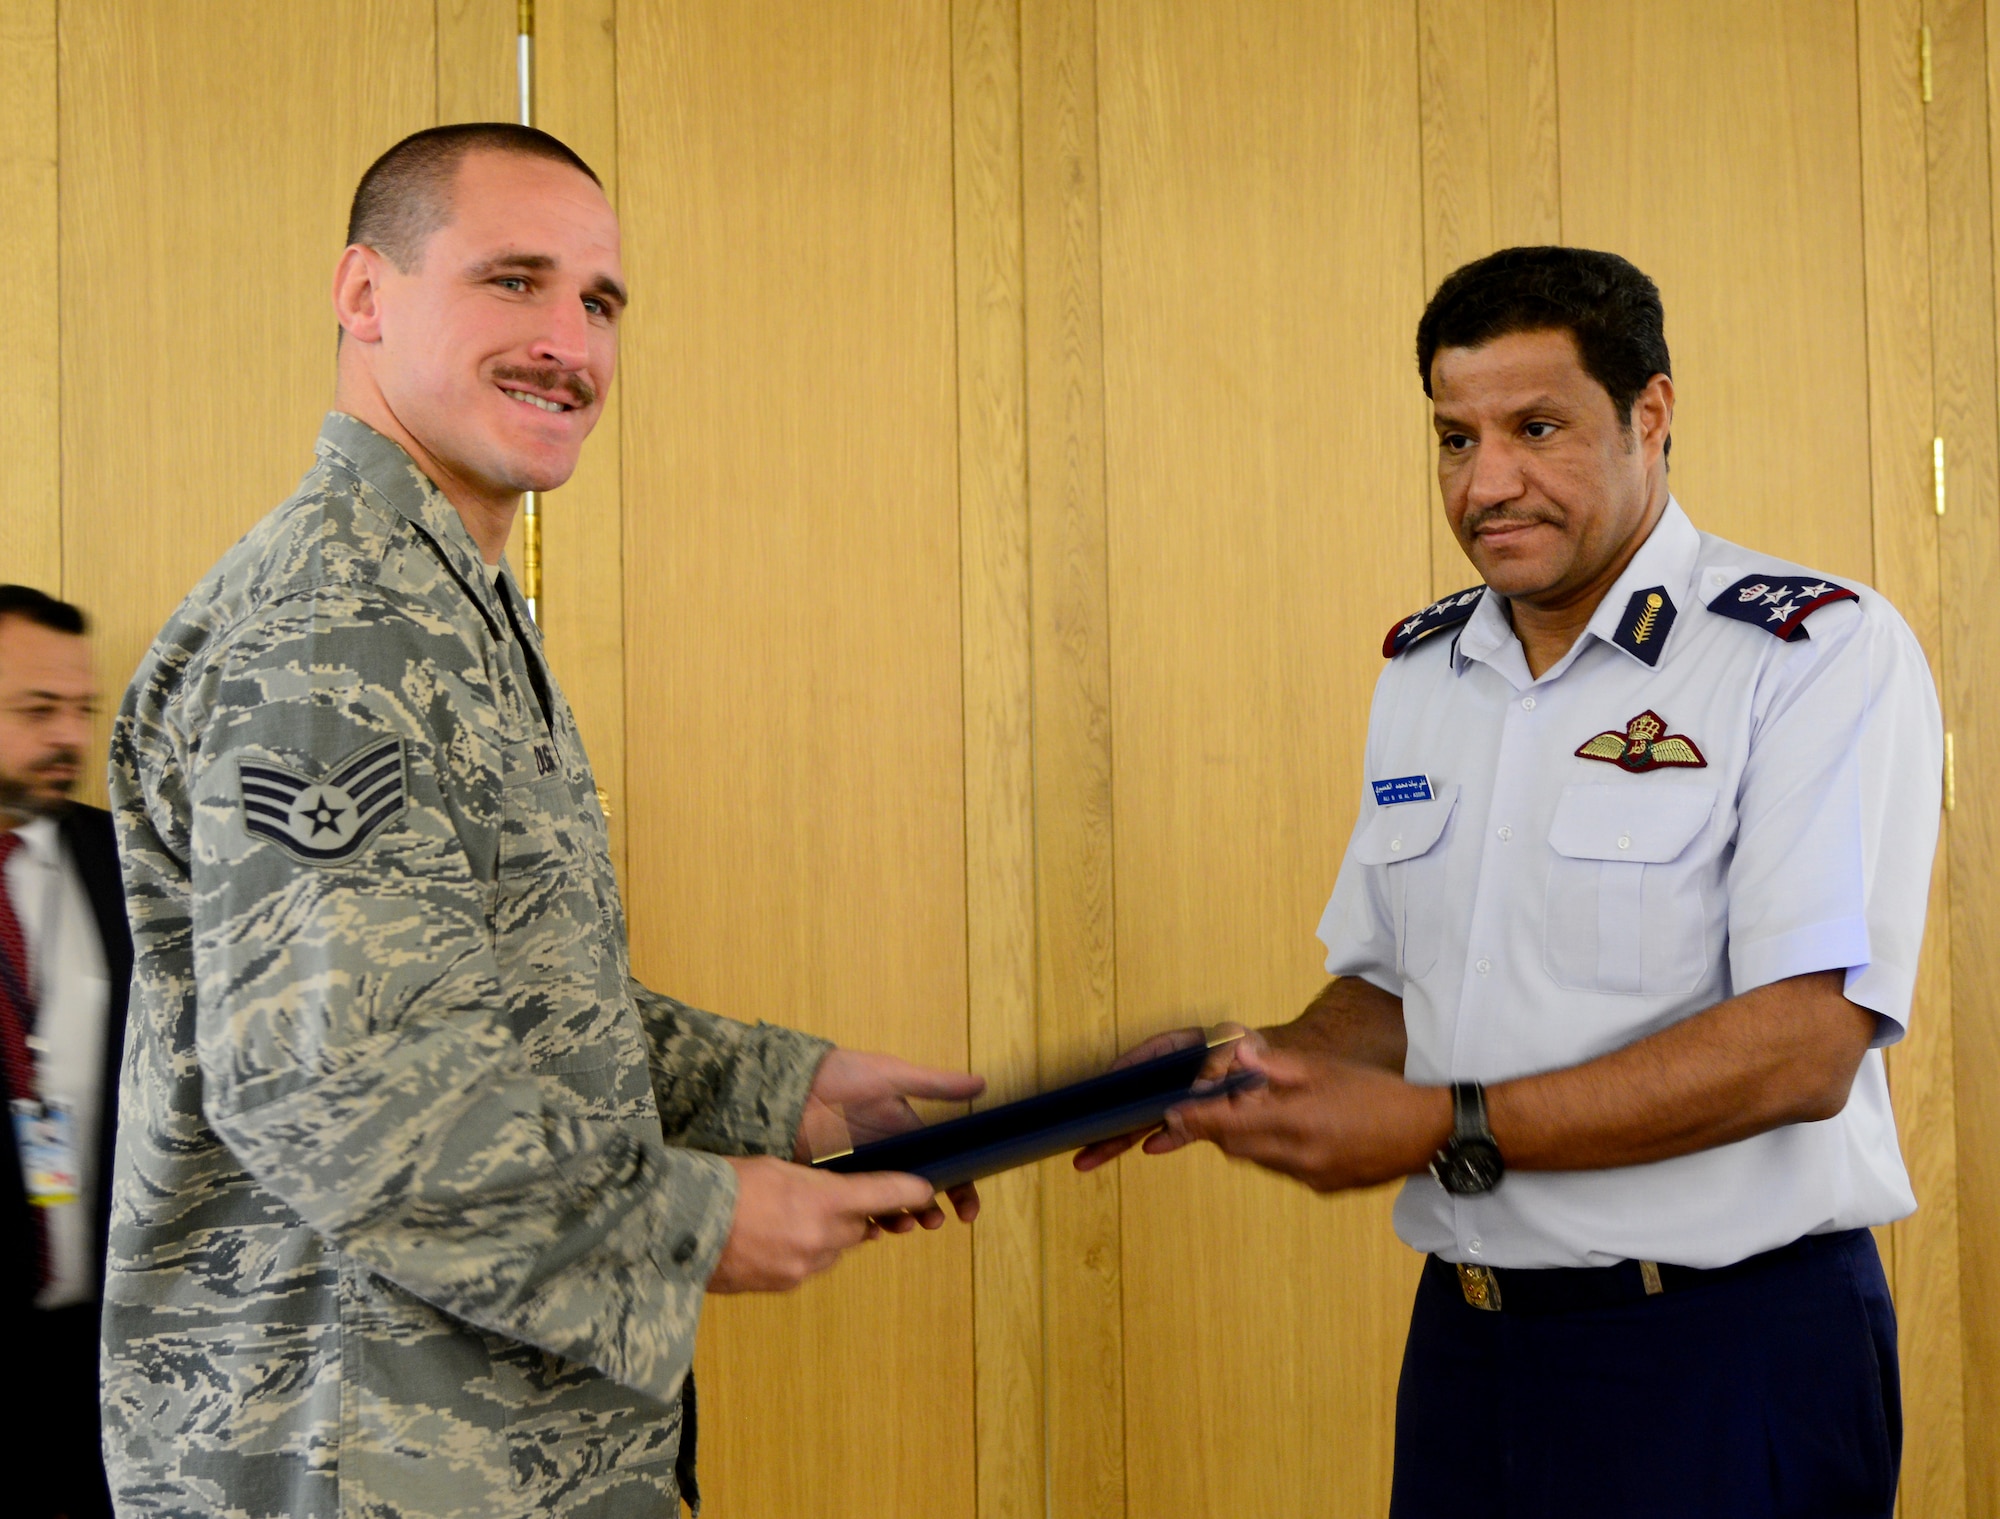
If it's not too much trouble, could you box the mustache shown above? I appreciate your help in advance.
[31,748,82,774]
[1463,505,1561,536]
[493,366,598,410]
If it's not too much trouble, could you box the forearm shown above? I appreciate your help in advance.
[1487,970,1873,1171]
[1266,976,1406,1071]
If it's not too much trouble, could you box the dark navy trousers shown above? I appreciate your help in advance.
[1389,1229,1900,1519]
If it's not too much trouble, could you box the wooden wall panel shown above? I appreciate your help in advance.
[1417,0,1560,599]
[436,0,513,121]
[950,2,1045,1517]
[60,1,435,806]
[1096,2,1432,1513]
[1,0,59,596]
[1020,1,1125,1515]
[614,4,973,1514]
[1556,0,1874,581]
[534,0,628,885]
[1858,2,1964,1513]
[1947,0,2000,1511]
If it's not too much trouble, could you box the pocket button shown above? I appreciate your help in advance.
[1617,834,1631,850]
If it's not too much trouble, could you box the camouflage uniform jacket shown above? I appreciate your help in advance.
[104,412,832,1518]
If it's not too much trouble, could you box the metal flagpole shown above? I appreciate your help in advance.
[518,0,542,623]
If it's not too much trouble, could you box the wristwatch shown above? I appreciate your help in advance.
[1430,1081,1505,1196]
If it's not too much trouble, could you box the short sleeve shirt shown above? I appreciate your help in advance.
[1317,500,1941,1269]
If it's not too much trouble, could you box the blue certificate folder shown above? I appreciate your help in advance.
[811,1037,1259,1192]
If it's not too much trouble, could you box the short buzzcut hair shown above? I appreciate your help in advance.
[346,123,603,272]
[1415,247,1672,445]
[0,585,87,637]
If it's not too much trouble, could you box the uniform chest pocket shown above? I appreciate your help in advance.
[1352,785,1459,979]
[1544,783,1716,995]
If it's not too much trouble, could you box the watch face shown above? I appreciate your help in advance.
[1433,1139,1504,1196]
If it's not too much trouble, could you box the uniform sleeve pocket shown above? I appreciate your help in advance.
[1352,785,1458,979]
[1546,784,1716,995]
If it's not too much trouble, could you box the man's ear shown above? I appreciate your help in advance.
[1632,372,1675,459]
[332,244,389,345]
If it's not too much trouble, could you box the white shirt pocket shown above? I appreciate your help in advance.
[1351,785,1459,979]
[1545,783,1717,995]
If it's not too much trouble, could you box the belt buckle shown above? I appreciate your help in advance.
[1456,1262,1502,1312]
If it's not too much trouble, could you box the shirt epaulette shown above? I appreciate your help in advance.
[1705,573,1859,643]
[1383,586,1485,658]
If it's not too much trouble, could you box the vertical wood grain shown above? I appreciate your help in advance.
[1096,2,1430,1512]
[1859,2,1965,1513]
[1871,5,1965,1513]
[533,0,627,886]
[1,0,59,596]
[616,4,973,1514]
[951,2,1045,1517]
[1557,0,1875,581]
[1416,0,1560,599]
[1942,0,2000,1511]
[1020,1,1124,1513]
[60,1,435,806]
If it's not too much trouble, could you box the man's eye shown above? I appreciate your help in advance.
[583,297,607,317]
[1524,421,1556,439]
[497,276,529,292]
[1441,434,1472,453]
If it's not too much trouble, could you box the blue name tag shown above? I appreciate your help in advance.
[1370,773,1434,807]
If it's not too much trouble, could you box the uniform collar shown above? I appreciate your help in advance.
[315,412,513,634]
[1453,496,1698,684]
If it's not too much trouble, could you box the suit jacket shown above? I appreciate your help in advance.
[0,804,134,1316]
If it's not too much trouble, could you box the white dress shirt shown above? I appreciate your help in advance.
[1317,499,1941,1270]
[6,816,111,1307]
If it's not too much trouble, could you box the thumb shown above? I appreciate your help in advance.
[893,1062,987,1101]
[1234,1040,1310,1089]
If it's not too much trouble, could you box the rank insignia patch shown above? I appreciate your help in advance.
[1610,585,1677,667]
[1575,710,1707,772]
[1706,573,1858,642]
[1383,585,1485,658]
[239,736,408,864]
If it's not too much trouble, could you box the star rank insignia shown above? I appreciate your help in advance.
[1575,710,1707,772]
[1383,585,1485,658]
[1706,572,1858,642]
[1610,585,1677,667]
[238,736,408,864]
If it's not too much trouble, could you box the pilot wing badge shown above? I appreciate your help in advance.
[1383,585,1485,658]
[1707,572,1858,641]
[1575,710,1707,773]
[239,736,408,864]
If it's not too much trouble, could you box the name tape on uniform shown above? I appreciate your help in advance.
[1371,773,1435,807]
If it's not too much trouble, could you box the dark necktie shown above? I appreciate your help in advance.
[0,831,51,1292]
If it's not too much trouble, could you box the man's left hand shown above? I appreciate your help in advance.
[1157,1035,1451,1194]
[796,1050,986,1228]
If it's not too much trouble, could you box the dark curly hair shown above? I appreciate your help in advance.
[1416,247,1671,448]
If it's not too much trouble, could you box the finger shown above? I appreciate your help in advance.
[874,1211,919,1234]
[946,1181,980,1223]
[864,1220,883,1241]
[913,1202,946,1230]
[1073,1126,1155,1171]
[1194,1021,1253,1083]
[842,1170,942,1218]
[1109,1026,1204,1072]
[868,1056,988,1102]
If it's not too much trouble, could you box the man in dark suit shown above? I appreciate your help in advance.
[0,585,129,1519]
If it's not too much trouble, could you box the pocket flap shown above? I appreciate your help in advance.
[1548,783,1715,863]
[1351,783,1460,865]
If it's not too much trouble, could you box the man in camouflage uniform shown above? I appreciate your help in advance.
[103,124,972,1518]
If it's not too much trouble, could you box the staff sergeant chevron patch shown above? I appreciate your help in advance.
[1383,585,1485,658]
[1706,572,1858,642]
[238,736,408,864]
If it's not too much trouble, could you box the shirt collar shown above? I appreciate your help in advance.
[8,816,60,868]
[314,412,510,633]
[1452,496,1699,684]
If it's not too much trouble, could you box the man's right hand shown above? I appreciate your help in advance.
[707,1156,939,1294]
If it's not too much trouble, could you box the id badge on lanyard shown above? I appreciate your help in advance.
[11,1097,78,1207]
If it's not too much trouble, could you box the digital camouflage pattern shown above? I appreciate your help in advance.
[104,413,832,1518]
